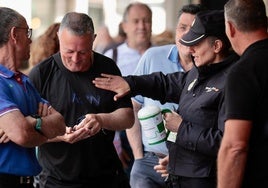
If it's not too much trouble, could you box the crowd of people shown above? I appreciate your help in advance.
[1,0,268,188]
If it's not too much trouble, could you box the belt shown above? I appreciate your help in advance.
[145,151,166,158]
[0,174,34,184]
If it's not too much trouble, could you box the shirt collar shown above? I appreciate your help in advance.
[168,45,184,72]
[0,64,15,78]
[168,45,179,64]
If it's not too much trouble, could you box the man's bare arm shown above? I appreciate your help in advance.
[217,119,252,188]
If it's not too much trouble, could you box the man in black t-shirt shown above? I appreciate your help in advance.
[29,12,134,188]
[217,0,268,187]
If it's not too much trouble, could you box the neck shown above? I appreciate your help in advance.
[236,30,268,55]
[126,40,151,55]
[0,47,17,72]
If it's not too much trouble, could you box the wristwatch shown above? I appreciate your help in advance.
[31,114,42,133]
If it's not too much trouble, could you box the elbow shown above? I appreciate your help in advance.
[221,141,249,159]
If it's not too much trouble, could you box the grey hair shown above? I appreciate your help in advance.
[224,0,267,31]
[0,7,24,47]
[59,12,95,37]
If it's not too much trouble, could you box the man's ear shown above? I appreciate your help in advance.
[9,27,17,42]
[226,20,236,38]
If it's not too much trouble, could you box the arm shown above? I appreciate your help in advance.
[93,72,185,103]
[49,107,134,144]
[37,103,66,138]
[165,110,223,156]
[0,108,65,147]
[126,100,143,159]
[97,107,134,130]
[217,119,251,188]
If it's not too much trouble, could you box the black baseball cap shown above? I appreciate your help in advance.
[180,10,226,46]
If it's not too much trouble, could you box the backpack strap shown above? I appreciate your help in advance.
[112,47,118,63]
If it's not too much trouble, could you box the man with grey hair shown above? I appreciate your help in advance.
[29,12,134,188]
[104,2,152,179]
[0,7,66,188]
[217,0,268,187]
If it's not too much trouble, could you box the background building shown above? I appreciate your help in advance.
[0,0,266,42]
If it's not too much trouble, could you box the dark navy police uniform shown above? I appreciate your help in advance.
[124,53,239,188]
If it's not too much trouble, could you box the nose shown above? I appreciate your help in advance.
[189,46,195,53]
[137,20,147,29]
[71,52,79,62]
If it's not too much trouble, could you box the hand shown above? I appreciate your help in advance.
[119,148,132,170]
[0,129,10,143]
[73,114,102,136]
[57,126,92,144]
[154,155,169,177]
[93,73,130,101]
[164,111,182,132]
[37,102,52,117]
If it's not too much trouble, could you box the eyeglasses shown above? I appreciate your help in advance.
[16,27,32,39]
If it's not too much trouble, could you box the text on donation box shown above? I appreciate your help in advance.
[138,105,171,145]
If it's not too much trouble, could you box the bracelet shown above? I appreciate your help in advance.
[35,117,42,132]
[31,115,42,132]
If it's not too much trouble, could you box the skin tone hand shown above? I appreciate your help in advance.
[93,73,130,101]
[54,126,91,144]
[154,155,169,177]
[0,128,9,143]
[73,114,102,136]
[38,102,52,117]
[119,149,131,170]
[52,114,102,144]
[164,111,182,132]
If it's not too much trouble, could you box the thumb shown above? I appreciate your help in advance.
[114,93,126,101]
[114,95,119,101]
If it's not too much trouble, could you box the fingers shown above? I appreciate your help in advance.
[93,78,113,90]
[73,114,102,137]
[63,128,91,144]
[37,102,51,117]
[154,156,169,177]
[0,129,9,143]
[100,73,115,79]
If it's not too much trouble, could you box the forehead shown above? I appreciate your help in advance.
[127,5,151,19]
[178,13,195,25]
[59,29,93,49]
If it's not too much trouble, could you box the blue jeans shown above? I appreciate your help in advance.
[130,152,166,188]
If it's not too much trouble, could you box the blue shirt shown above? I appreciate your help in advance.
[133,44,184,155]
[104,42,142,76]
[0,64,45,176]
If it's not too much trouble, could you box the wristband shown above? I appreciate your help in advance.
[31,115,42,132]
